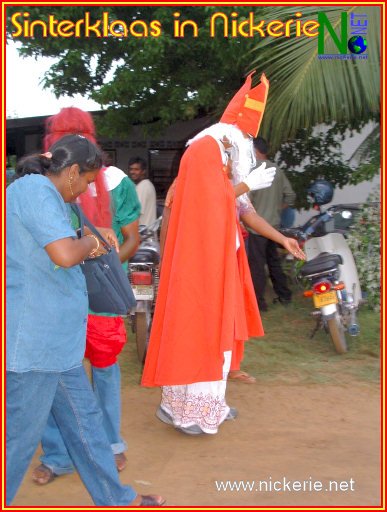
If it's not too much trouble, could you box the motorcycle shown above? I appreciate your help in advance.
[282,180,362,354]
[128,217,162,363]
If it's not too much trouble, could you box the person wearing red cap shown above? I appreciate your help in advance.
[32,107,141,484]
[141,73,305,435]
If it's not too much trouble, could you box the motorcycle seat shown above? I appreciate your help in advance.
[130,248,160,264]
[299,252,343,277]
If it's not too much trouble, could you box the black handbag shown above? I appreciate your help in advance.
[71,204,136,315]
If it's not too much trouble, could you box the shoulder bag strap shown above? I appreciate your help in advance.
[70,203,111,250]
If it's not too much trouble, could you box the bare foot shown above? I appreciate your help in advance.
[228,370,256,384]
[114,452,127,472]
[32,464,57,485]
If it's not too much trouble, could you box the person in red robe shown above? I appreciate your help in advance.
[141,73,305,435]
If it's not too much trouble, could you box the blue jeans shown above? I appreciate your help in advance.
[6,367,136,506]
[40,363,127,474]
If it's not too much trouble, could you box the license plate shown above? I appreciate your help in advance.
[132,285,154,300]
[313,291,338,308]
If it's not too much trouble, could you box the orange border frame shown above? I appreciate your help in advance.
[1,1,385,510]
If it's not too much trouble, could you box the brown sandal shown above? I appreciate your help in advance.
[228,370,256,384]
[129,494,166,507]
[32,464,57,485]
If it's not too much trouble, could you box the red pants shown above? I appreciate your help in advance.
[85,315,127,368]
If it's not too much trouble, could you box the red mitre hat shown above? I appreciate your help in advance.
[220,72,269,138]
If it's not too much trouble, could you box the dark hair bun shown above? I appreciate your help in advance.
[15,154,51,178]
[15,134,102,179]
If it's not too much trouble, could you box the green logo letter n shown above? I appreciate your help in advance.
[318,12,348,54]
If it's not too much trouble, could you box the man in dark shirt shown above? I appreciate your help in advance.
[247,137,296,311]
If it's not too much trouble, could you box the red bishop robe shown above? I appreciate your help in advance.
[141,136,264,387]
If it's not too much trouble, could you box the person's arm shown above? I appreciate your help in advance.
[45,236,101,268]
[234,182,249,197]
[119,220,140,262]
[110,175,142,262]
[84,226,120,252]
[241,209,305,259]
[69,206,119,252]
[27,187,106,268]
[159,205,171,262]
[159,179,177,270]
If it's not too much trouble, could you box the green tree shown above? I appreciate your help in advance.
[250,6,380,150]
[248,6,380,203]
[275,125,353,209]
[6,6,261,135]
[346,189,381,311]
[274,118,380,209]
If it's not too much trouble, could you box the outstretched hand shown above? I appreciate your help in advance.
[243,162,276,192]
[282,237,306,260]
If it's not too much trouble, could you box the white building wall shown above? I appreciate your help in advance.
[294,122,380,225]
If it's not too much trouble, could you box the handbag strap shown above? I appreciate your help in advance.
[70,203,111,250]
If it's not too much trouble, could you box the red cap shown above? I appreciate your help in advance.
[220,72,269,137]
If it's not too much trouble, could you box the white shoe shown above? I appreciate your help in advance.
[155,407,174,425]
[176,424,204,435]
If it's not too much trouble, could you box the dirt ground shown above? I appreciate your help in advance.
[13,378,380,508]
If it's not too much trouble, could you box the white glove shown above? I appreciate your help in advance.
[243,162,276,191]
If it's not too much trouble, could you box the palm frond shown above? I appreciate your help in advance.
[348,124,380,164]
[248,6,380,150]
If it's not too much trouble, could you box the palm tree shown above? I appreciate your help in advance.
[248,6,380,151]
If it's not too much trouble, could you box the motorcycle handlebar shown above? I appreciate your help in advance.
[138,216,163,240]
[303,212,333,237]
[279,227,307,241]
[280,210,334,242]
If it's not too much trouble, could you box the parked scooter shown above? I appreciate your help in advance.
[282,180,362,354]
[128,217,162,363]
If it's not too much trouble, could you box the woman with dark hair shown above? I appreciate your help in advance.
[6,134,164,507]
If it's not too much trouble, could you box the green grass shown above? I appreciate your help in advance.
[242,291,381,385]
[119,288,381,388]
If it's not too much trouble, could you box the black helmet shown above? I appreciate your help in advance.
[307,179,334,205]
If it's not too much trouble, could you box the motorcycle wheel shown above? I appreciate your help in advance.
[326,313,348,354]
[135,311,150,364]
